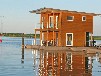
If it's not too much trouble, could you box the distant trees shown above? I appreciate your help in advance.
[1,33,101,40]
[2,33,40,38]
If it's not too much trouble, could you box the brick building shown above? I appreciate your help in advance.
[30,8,97,47]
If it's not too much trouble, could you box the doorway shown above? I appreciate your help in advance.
[86,32,89,47]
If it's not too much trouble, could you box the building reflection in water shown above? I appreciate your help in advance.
[21,49,101,76]
[32,49,40,76]
[38,50,92,76]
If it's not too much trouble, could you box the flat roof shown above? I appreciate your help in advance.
[30,7,101,16]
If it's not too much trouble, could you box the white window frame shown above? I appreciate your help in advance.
[42,17,44,22]
[49,16,53,28]
[82,16,86,21]
[66,33,73,46]
[42,22,43,29]
[56,16,58,29]
[67,16,74,21]
[41,17,44,29]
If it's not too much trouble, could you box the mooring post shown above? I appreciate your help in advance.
[22,33,24,48]
[21,33,24,63]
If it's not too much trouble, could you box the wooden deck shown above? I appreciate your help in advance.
[25,45,101,54]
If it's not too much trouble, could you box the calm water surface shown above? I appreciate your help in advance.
[0,37,101,76]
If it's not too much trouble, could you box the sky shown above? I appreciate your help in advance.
[0,0,101,35]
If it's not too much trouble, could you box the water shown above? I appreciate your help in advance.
[0,37,101,76]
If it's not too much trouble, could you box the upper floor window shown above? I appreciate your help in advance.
[82,16,86,21]
[42,17,43,21]
[67,16,74,21]
[56,16,58,29]
[42,17,45,22]
[41,17,45,29]
[49,16,54,28]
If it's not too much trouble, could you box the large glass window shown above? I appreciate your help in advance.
[49,16,54,28]
[41,17,44,29]
[56,16,58,29]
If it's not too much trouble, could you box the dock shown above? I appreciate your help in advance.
[25,45,101,54]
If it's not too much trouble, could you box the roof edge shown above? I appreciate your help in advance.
[29,7,101,16]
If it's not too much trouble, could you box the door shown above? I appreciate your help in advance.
[66,33,73,46]
[86,32,89,47]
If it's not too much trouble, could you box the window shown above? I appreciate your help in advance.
[41,17,44,29]
[66,33,73,46]
[82,16,86,21]
[49,16,54,28]
[56,16,58,29]
[67,16,74,21]
[42,17,44,22]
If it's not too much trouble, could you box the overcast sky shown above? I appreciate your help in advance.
[0,0,101,35]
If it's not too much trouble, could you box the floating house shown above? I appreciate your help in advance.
[30,8,98,47]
